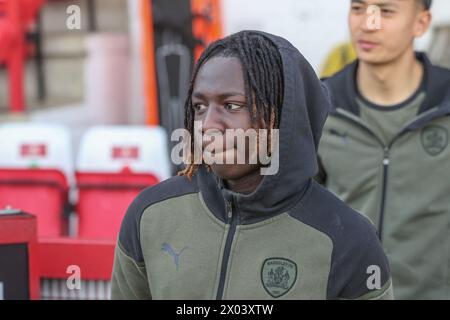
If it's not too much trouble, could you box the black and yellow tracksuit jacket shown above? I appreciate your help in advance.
[111,31,393,300]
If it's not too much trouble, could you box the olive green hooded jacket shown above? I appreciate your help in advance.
[318,53,450,299]
[111,31,393,300]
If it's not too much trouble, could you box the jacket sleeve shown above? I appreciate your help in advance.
[110,192,152,300]
[354,279,394,300]
[110,242,152,300]
[327,216,394,300]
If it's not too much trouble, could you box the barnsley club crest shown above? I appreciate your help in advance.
[421,125,448,156]
[261,258,297,298]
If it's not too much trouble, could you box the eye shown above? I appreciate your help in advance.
[381,9,394,16]
[193,103,207,112]
[224,103,245,111]
[351,4,364,14]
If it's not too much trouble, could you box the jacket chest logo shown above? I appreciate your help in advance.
[162,243,188,271]
[261,258,297,298]
[421,125,448,156]
[329,128,349,145]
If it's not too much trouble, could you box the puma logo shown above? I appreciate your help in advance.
[162,243,188,271]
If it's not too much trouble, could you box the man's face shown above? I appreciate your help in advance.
[192,56,261,181]
[349,0,431,64]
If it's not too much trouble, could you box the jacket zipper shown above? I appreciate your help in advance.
[378,147,390,239]
[216,198,239,299]
[334,109,389,240]
[333,108,446,241]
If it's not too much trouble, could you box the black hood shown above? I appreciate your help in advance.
[324,52,450,117]
[197,30,331,224]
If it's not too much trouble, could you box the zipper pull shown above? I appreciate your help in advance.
[383,147,390,165]
[226,201,232,220]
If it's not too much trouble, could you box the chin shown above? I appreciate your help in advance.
[210,164,259,181]
[358,52,389,65]
[357,47,401,66]
[210,164,242,181]
[356,48,377,61]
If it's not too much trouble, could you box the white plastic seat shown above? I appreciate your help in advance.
[75,125,171,239]
[76,125,171,180]
[0,123,74,180]
[0,123,74,237]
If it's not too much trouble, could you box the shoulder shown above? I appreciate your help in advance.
[322,61,356,92]
[289,181,377,242]
[429,64,450,101]
[118,175,199,262]
[289,181,391,299]
[322,61,358,113]
[428,62,450,96]
[430,63,450,82]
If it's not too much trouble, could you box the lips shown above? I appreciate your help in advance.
[357,40,379,50]
[201,138,230,160]
[202,140,228,154]
[203,148,237,165]
[202,133,232,154]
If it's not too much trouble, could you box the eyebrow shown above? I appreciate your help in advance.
[192,92,246,100]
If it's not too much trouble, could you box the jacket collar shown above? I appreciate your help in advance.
[325,52,450,117]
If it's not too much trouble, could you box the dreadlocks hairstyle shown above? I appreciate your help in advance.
[178,31,284,180]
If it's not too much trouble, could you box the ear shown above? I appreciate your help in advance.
[414,10,432,38]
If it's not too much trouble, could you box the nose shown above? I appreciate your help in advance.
[360,6,380,32]
[201,104,225,134]
[200,104,227,153]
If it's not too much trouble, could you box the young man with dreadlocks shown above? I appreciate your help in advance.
[111,30,393,300]
[318,0,450,299]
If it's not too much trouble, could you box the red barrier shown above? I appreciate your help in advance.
[38,237,115,300]
[38,237,115,280]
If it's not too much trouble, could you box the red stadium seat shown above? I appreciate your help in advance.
[0,123,74,237]
[76,170,159,240]
[75,126,170,240]
[0,169,68,237]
